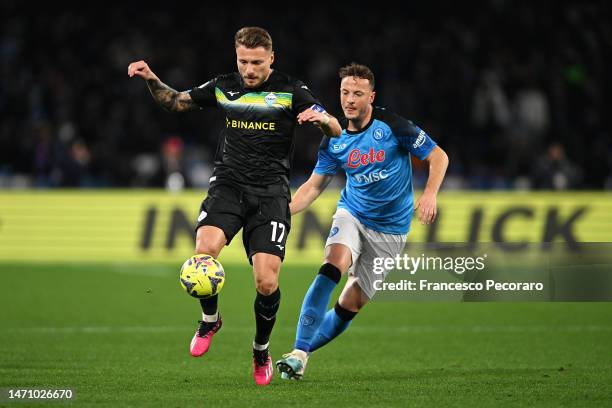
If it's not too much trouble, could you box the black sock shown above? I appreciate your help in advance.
[334,301,358,322]
[199,295,218,317]
[319,263,342,284]
[254,288,281,346]
[253,347,269,365]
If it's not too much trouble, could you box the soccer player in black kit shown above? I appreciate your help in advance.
[128,27,341,385]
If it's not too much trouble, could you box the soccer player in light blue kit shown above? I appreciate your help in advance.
[276,63,449,379]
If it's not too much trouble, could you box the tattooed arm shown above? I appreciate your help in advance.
[128,60,200,112]
[145,78,199,112]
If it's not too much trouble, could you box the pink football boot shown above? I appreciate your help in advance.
[253,350,273,386]
[189,316,222,357]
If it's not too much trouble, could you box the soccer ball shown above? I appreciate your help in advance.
[179,254,225,299]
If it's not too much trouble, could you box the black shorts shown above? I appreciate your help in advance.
[195,183,291,262]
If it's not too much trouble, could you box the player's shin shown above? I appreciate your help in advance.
[294,263,342,352]
[309,302,357,352]
[254,288,281,349]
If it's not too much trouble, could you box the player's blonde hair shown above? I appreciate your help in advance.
[234,27,273,51]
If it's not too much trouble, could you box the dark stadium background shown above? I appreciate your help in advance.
[1,1,610,190]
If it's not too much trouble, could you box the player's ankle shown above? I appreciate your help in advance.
[292,349,308,360]
[202,311,219,323]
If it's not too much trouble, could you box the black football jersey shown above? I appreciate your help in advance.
[188,70,323,197]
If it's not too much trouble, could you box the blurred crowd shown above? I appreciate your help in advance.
[1,1,610,190]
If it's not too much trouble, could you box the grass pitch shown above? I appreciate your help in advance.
[1,261,611,407]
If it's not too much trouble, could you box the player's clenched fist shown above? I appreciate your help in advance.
[127,60,156,80]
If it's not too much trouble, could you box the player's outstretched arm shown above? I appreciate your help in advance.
[297,109,342,137]
[415,146,449,225]
[127,60,200,112]
[290,173,334,215]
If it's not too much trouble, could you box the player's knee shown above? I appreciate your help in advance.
[194,242,220,258]
[254,263,280,295]
[194,236,221,258]
[195,226,226,258]
[324,255,351,274]
[255,277,278,295]
[324,245,352,273]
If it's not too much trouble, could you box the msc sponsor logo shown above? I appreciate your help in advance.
[347,148,385,168]
[413,130,426,149]
[226,118,276,131]
[353,169,389,183]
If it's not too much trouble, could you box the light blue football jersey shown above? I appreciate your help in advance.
[314,106,437,235]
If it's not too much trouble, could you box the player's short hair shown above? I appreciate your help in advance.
[339,63,375,89]
[234,27,273,51]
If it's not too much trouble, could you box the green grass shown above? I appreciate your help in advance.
[1,261,611,407]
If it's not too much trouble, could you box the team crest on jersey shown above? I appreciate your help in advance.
[373,128,384,141]
[329,226,339,237]
[264,92,277,106]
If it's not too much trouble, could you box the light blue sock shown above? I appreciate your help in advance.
[309,308,352,352]
[294,274,337,352]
